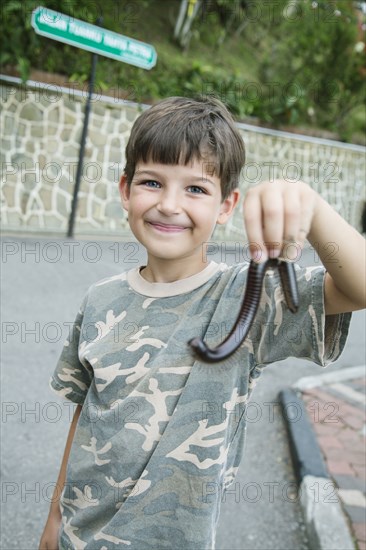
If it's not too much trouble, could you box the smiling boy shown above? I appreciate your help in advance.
[40,97,365,550]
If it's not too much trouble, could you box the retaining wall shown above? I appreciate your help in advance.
[1,76,365,241]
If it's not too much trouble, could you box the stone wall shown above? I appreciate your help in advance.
[1,77,365,241]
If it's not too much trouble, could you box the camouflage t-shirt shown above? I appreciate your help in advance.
[50,260,351,550]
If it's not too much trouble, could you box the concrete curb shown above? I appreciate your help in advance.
[279,366,364,550]
[300,475,354,550]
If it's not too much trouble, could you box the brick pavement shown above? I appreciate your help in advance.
[302,377,366,550]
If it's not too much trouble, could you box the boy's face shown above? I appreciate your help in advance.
[119,159,240,274]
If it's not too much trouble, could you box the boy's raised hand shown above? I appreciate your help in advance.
[242,178,366,315]
[243,179,316,262]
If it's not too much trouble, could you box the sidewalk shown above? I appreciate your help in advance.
[282,366,366,550]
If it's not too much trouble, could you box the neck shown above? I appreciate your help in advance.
[140,256,210,283]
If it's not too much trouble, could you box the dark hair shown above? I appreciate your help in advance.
[124,96,245,200]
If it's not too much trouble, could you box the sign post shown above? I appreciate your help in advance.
[31,6,157,238]
[66,17,102,240]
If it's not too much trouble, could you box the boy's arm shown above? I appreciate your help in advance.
[39,404,82,550]
[243,180,366,315]
[308,193,366,314]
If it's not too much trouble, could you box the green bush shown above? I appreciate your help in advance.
[256,0,365,136]
[0,0,364,141]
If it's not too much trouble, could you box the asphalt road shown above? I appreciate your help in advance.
[1,236,364,550]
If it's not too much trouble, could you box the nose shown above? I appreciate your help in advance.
[156,188,182,216]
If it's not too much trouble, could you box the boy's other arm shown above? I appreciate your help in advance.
[243,180,366,315]
[39,403,82,550]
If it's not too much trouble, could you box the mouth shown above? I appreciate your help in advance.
[146,222,189,233]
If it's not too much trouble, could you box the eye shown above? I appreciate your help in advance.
[188,185,206,194]
[141,180,161,188]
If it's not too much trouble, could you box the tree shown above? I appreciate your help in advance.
[256,0,365,136]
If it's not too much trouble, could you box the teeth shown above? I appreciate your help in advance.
[152,223,184,229]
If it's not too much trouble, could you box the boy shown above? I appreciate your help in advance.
[39,97,365,550]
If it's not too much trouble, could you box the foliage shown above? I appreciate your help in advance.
[0,0,364,141]
[0,0,154,82]
[1,1,89,79]
[256,0,365,138]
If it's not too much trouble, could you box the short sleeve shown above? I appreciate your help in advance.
[251,265,352,368]
[49,292,93,404]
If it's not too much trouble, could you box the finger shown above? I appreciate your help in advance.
[282,186,301,261]
[283,186,301,241]
[243,190,267,262]
[261,188,284,258]
[297,186,316,246]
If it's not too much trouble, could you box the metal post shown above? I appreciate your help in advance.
[67,17,103,239]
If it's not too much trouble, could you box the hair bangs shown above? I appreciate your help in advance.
[137,119,219,175]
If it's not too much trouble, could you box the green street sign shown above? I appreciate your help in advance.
[31,6,157,70]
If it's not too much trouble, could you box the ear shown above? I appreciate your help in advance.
[216,188,241,225]
[119,174,130,212]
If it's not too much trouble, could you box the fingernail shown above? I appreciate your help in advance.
[253,251,268,263]
[269,249,280,258]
